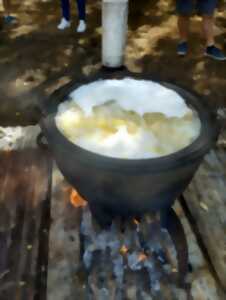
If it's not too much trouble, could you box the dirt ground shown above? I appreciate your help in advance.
[0,0,226,126]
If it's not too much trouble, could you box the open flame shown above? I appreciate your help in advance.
[70,189,87,208]
[120,245,128,255]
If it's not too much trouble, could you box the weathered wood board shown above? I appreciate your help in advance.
[0,126,52,300]
[174,202,225,300]
[183,147,226,290]
[47,164,85,300]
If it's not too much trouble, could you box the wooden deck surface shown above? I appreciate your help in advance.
[183,150,226,290]
[0,126,226,300]
[0,127,52,300]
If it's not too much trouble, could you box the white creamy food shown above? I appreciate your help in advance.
[55,78,201,159]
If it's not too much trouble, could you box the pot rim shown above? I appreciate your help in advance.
[40,74,219,172]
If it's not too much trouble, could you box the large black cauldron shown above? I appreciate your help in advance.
[40,73,220,226]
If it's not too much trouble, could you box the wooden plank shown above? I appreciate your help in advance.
[216,127,226,170]
[47,165,85,300]
[183,149,226,290]
[0,126,51,300]
[0,149,51,300]
[174,202,225,300]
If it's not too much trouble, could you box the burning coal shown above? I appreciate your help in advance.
[78,207,176,297]
[70,189,87,208]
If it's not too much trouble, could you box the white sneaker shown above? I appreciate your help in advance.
[76,20,86,33]
[57,18,71,30]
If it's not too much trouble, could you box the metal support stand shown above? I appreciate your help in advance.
[160,207,189,287]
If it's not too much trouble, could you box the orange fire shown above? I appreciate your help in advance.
[138,252,147,262]
[70,189,87,208]
[120,245,128,255]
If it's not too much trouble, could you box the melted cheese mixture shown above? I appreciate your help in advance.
[55,79,201,159]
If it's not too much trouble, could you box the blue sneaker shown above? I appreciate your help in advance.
[205,45,226,61]
[177,42,188,56]
[4,15,17,25]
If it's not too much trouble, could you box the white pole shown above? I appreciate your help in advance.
[102,0,129,68]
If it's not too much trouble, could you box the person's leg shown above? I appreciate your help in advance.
[178,15,190,43]
[76,0,86,32]
[176,0,193,55]
[202,15,215,46]
[61,0,70,21]
[76,0,86,21]
[197,0,216,46]
[198,0,225,59]
[58,0,71,30]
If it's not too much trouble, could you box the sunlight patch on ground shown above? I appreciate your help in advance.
[95,27,102,35]
[125,16,178,71]
[64,46,73,57]
[156,0,173,14]
[45,76,71,95]
[128,16,177,54]
[0,125,40,150]
[82,62,101,76]
[78,39,86,46]
[9,24,39,39]
[8,69,46,96]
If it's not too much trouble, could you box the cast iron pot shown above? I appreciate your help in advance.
[39,72,220,226]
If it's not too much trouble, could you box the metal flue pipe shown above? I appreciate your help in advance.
[102,0,128,68]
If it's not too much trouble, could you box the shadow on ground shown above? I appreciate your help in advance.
[0,0,226,126]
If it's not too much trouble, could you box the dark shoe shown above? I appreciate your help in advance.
[4,15,17,25]
[205,45,226,61]
[177,42,188,56]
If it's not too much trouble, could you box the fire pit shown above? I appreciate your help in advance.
[38,1,222,294]
[39,72,220,285]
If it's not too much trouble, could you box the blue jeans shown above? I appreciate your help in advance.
[176,0,217,16]
[61,0,86,21]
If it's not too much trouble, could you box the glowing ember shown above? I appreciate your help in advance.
[120,245,128,255]
[70,189,87,208]
[138,253,148,262]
